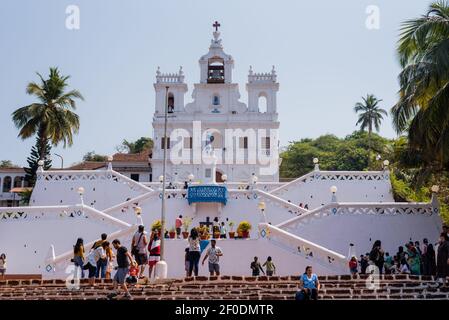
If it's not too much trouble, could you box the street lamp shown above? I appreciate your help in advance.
[156,85,169,279]
[37,160,45,172]
[383,160,390,170]
[221,174,228,184]
[258,201,267,223]
[330,185,338,203]
[188,173,194,183]
[54,153,64,169]
[313,158,319,171]
[107,156,113,171]
[77,187,85,205]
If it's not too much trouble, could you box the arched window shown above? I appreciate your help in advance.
[258,93,268,113]
[13,176,23,188]
[3,176,12,193]
[167,93,174,113]
[212,95,220,106]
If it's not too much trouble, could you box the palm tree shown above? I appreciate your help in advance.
[354,94,387,167]
[12,67,84,161]
[392,0,449,168]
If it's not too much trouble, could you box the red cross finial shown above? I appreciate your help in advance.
[213,21,221,32]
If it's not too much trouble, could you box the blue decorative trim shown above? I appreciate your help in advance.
[187,185,228,205]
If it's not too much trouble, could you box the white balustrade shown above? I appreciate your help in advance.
[276,202,437,231]
[270,170,390,196]
[258,223,347,272]
[37,170,152,194]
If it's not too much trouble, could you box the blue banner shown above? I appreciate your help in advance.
[187,185,228,205]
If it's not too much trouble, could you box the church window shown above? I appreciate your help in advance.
[205,168,212,178]
[161,137,170,149]
[239,137,248,149]
[184,137,193,149]
[167,93,174,113]
[213,95,220,105]
[258,94,268,113]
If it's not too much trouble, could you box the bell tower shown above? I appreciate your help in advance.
[246,65,279,113]
[199,21,234,84]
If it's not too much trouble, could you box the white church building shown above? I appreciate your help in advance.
[0,23,443,280]
[152,23,280,183]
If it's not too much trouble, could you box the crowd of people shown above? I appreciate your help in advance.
[348,227,449,286]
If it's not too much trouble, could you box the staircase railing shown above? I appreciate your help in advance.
[269,170,389,197]
[258,223,347,273]
[37,169,153,194]
[44,225,137,274]
[0,204,131,228]
[276,201,438,231]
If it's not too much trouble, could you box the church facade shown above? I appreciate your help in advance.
[151,24,280,183]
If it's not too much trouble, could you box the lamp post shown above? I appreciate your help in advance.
[258,201,267,223]
[54,153,64,169]
[107,156,113,171]
[77,187,85,206]
[156,86,169,279]
[431,185,440,208]
[313,157,319,171]
[188,173,194,184]
[37,160,45,172]
[330,185,338,203]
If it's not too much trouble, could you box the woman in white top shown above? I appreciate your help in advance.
[0,253,6,279]
[188,228,201,276]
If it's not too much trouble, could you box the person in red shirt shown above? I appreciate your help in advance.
[126,261,139,285]
[175,215,183,239]
[349,256,358,275]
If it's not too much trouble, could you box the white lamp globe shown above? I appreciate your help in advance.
[252,175,258,183]
[258,201,266,211]
[77,187,85,195]
[158,175,164,183]
[37,160,44,166]
[188,174,194,181]
[134,206,142,215]
[313,158,319,164]
[330,186,338,194]
[221,174,228,182]
[383,160,390,167]
[431,185,440,193]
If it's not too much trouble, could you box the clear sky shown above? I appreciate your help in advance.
[0,0,430,167]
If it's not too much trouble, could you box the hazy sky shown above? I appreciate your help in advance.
[0,0,430,167]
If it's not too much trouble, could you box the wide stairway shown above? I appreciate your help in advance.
[0,274,448,300]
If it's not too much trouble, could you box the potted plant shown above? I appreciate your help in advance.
[182,217,192,239]
[169,227,176,239]
[237,221,252,239]
[228,221,235,239]
[198,225,209,240]
[151,220,162,236]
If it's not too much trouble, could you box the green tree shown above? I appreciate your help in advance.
[117,137,153,154]
[11,67,84,163]
[354,94,387,167]
[393,1,449,168]
[24,137,52,185]
[0,160,19,168]
[83,151,108,162]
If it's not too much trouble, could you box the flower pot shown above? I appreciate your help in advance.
[182,231,189,239]
[200,234,208,240]
[169,232,176,239]
[241,231,250,238]
[213,232,220,239]
[228,231,235,239]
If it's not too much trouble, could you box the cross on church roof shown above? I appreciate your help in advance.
[213,21,221,32]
